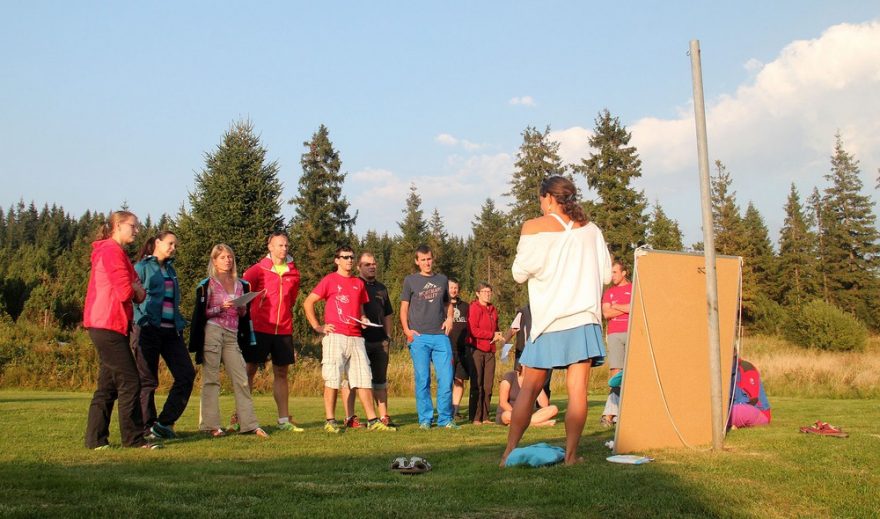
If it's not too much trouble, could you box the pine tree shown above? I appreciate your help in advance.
[288,124,357,292]
[506,126,566,228]
[711,160,745,256]
[777,184,820,306]
[388,184,430,302]
[739,202,777,321]
[470,198,517,319]
[174,119,284,304]
[574,109,648,261]
[426,208,452,275]
[646,202,683,251]
[817,134,880,328]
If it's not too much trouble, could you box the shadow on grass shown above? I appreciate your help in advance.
[0,431,750,518]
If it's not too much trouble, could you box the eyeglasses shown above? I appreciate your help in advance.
[479,289,493,294]
[337,255,354,260]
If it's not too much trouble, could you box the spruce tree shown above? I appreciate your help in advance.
[777,184,819,306]
[506,126,566,228]
[470,198,517,319]
[426,208,452,275]
[174,119,284,304]
[388,184,430,301]
[574,109,648,261]
[739,202,777,321]
[288,124,357,292]
[710,160,746,256]
[817,134,880,328]
[646,202,683,251]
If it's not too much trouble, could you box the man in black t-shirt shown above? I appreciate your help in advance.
[448,278,472,419]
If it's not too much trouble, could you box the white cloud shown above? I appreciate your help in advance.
[744,58,763,73]
[347,153,514,236]
[552,21,880,245]
[434,132,484,151]
[547,126,592,167]
[435,133,458,146]
[508,95,536,107]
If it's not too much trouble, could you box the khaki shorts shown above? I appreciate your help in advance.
[606,332,627,370]
[321,333,372,390]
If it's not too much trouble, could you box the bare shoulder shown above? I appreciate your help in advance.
[521,215,563,235]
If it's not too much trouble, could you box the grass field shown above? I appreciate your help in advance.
[1,390,877,518]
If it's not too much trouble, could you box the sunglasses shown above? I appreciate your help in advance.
[337,255,355,260]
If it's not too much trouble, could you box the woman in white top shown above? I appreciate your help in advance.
[500,176,612,466]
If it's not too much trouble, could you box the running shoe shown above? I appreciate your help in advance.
[344,415,365,429]
[150,422,176,439]
[277,421,304,433]
[324,421,342,434]
[368,420,397,432]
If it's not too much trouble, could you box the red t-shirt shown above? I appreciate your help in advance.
[311,272,369,337]
[602,283,631,334]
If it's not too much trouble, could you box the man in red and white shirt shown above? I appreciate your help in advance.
[304,246,396,433]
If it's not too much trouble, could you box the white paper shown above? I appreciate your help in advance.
[229,289,263,308]
[346,315,384,327]
[500,343,514,360]
[509,312,522,330]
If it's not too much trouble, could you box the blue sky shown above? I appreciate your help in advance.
[3,2,879,245]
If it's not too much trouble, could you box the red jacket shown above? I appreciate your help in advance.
[83,239,139,335]
[242,256,301,335]
[468,301,499,353]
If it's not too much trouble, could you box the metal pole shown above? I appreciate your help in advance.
[690,40,724,451]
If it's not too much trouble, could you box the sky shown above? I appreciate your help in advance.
[2,2,879,247]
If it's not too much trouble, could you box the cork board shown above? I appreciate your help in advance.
[613,250,742,454]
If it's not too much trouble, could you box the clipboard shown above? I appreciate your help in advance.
[229,290,264,308]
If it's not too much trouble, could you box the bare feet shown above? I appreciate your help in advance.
[564,455,585,466]
[534,420,556,427]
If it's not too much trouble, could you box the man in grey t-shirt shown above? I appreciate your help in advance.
[400,244,457,429]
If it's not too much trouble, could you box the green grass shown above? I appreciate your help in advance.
[1,391,877,518]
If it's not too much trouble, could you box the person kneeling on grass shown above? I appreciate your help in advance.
[303,246,396,433]
[189,244,268,438]
[729,358,771,429]
[496,363,558,427]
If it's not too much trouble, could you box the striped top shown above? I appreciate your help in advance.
[206,277,242,332]
[160,268,176,328]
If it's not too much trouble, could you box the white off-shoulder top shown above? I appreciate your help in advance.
[511,215,612,341]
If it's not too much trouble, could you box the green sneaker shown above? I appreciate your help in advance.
[418,422,432,430]
[324,421,342,434]
[367,419,397,432]
[93,444,111,451]
[277,421,304,433]
[443,422,461,430]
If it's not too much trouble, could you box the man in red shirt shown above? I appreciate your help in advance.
[600,260,631,427]
[242,232,303,432]
[303,246,396,433]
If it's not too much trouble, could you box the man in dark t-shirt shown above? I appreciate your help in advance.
[400,245,456,429]
[448,278,471,418]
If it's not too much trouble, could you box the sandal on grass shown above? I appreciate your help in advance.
[799,421,849,438]
[390,456,431,475]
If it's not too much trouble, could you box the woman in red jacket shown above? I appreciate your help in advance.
[468,282,503,424]
[83,211,155,449]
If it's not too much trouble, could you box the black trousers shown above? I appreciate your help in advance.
[133,325,195,430]
[85,328,145,448]
[469,349,496,423]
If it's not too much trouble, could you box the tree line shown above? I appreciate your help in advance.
[2,112,878,348]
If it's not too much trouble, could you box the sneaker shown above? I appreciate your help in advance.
[380,415,398,428]
[344,415,365,429]
[419,422,432,430]
[242,427,269,438]
[93,444,111,451]
[150,422,176,439]
[367,419,397,432]
[443,422,461,430]
[277,421,304,433]
[324,421,342,434]
[230,412,240,432]
[140,442,164,450]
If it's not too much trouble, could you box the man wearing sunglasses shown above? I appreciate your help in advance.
[304,246,396,433]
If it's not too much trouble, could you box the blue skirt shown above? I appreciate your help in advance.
[519,324,606,369]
